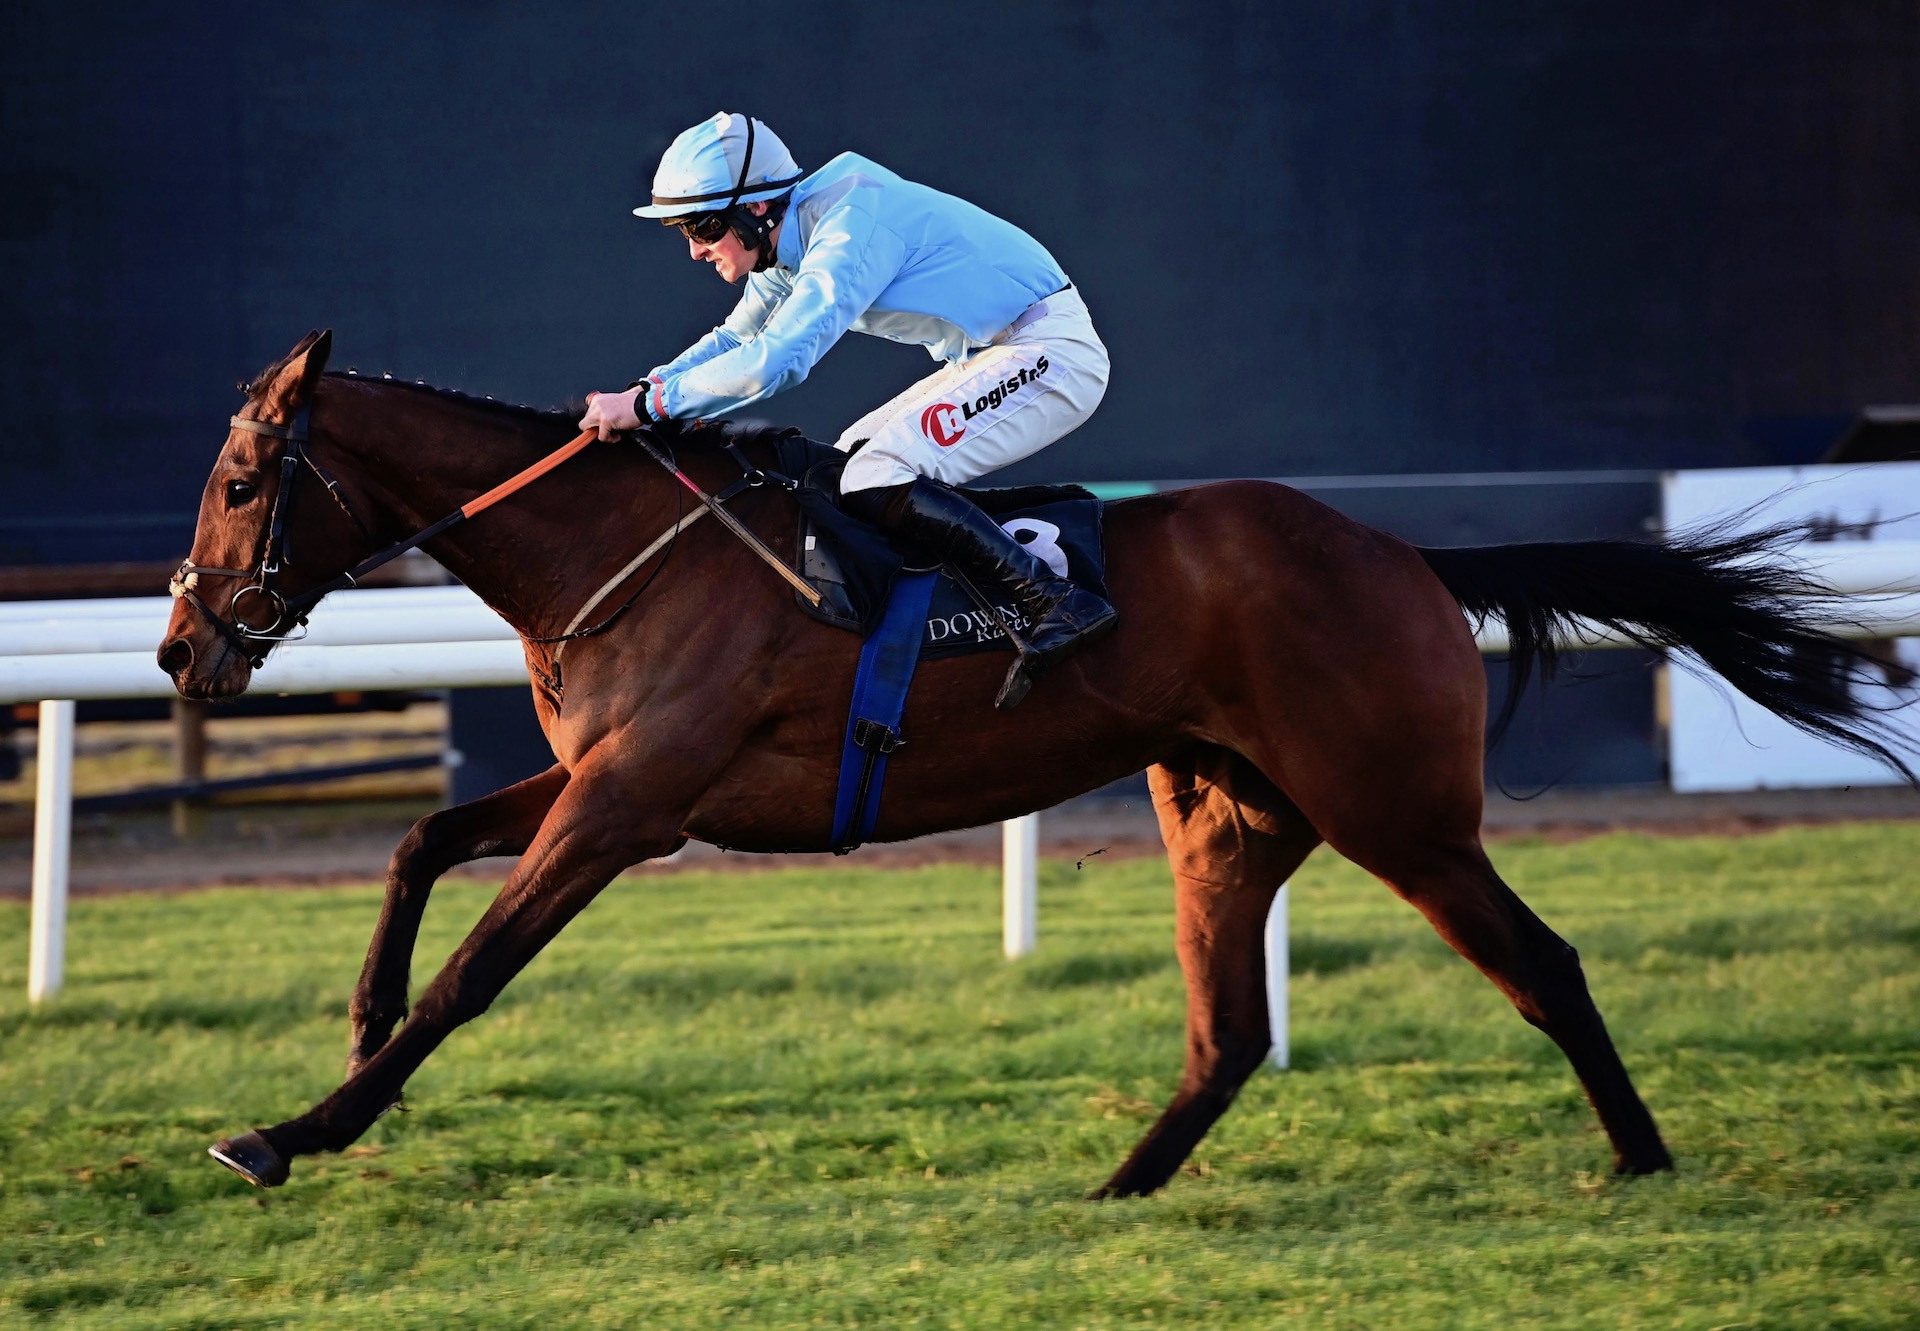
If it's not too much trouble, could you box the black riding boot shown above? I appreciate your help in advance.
[851,479,1118,709]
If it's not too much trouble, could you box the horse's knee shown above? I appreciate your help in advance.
[1513,938,1601,1031]
[1182,1024,1271,1099]
[413,964,502,1028]
[386,810,453,886]
[348,989,404,1026]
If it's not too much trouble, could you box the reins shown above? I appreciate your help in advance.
[630,433,823,607]
[172,409,817,670]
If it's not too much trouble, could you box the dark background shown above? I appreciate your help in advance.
[4,1,1914,790]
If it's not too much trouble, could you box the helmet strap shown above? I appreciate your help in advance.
[719,116,783,272]
[733,195,789,271]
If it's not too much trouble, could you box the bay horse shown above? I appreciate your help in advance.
[161,331,1908,1193]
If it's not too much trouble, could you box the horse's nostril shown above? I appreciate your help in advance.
[158,637,195,677]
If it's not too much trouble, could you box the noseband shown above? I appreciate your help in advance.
[170,407,368,669]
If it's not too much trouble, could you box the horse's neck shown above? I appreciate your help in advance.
[319,382,659,636]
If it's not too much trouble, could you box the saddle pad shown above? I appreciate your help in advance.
[775,436,1109,659]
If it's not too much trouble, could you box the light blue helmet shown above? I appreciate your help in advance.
[632,113,804,219]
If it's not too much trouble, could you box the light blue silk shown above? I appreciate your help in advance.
[649,153,1070,421]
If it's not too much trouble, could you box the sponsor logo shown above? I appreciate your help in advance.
[917,355,1051,446]
[925,605,1029,645]
[920,401,965,448]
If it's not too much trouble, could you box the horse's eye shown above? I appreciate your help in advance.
[225,480,258,507]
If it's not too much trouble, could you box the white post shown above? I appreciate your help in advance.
[1265,882,1289,1069]
[29,699,74,1004]
[1002,813,1038,958]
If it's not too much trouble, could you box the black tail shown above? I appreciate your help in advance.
[1418,524,1916,783]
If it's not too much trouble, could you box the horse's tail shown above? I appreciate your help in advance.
[1416,524,1917,782]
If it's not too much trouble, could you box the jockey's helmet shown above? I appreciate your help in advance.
[633,113,803,262]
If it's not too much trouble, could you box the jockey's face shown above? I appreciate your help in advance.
[681,202,773,284]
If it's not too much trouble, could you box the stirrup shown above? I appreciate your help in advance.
[995,658,1034,710]
[992,593,1118,710]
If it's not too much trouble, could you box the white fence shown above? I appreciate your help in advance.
[2,589,1062,1007]
[11,543,1920,1074]
[4,588,528,1003]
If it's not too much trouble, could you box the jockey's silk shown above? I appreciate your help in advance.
[647,152,1072,422]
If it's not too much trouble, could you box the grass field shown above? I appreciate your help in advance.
[2,823,1917,1328]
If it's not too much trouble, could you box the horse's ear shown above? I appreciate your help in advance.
[259,329,334,417]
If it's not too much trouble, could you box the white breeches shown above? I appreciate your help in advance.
[835,286,1110,493]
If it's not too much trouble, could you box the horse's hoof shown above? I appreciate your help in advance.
[208,1130,289,1188]
[1614,1155,1676,1177]
[1086,1173,1154,1200]
[1612,1142,1676,1176]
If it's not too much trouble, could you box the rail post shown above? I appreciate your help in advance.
[29,699,74,1003]
[1265,883,1290,1069]
[170,697,208,838]
[1002,813,1037,958]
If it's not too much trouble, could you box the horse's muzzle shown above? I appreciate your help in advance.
[157,631,253,700]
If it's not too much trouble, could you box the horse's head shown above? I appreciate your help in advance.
[159,329,366,699]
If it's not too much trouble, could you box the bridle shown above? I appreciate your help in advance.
[170,406,372,669]
[169,397,819,684]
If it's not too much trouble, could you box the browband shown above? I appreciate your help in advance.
[229,416,307,441]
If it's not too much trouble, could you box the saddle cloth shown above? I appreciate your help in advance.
[766,433,1109,659]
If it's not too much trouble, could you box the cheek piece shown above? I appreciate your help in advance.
[730,199,787,273]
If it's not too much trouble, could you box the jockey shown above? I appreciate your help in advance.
[581,112,1116,707]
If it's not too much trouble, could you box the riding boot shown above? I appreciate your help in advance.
[856,479,1118,709]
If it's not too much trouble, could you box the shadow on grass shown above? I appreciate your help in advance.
[1015,936,1378,991]
[521,959,926,1008]
[1644,914,1920,961]
[1291,936,1381,976]
[16,1279,120,1315]
[1020,949,1171,989]
[4,990,323,1037]
[565,1188,687,1230]
[1673,1030,1920,1059]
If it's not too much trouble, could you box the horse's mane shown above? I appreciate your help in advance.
[308,371,799,451]
[322,370,574,428]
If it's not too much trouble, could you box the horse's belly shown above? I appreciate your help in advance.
[680,719,1164,853]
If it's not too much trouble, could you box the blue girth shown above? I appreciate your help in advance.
[830,570,939,852]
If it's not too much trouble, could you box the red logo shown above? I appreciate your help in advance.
[920,402,965,447]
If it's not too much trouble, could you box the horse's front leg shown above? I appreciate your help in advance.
[347,764,569,1079]
[211,761,686,1187]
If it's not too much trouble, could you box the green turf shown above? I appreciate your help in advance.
[2,823,1917,1328]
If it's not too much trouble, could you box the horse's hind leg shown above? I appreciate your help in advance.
[1093,747,1320,1199]
[347,764,569,1078]
[1349,835,1674,1175]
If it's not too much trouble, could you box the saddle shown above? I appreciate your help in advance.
[760,432,1110,658]
[692,429,1112,853]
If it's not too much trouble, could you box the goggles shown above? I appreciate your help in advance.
[667,209,734,245]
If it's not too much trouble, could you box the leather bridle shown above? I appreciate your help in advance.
[168,400,819,684]
[169,406,370,669]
